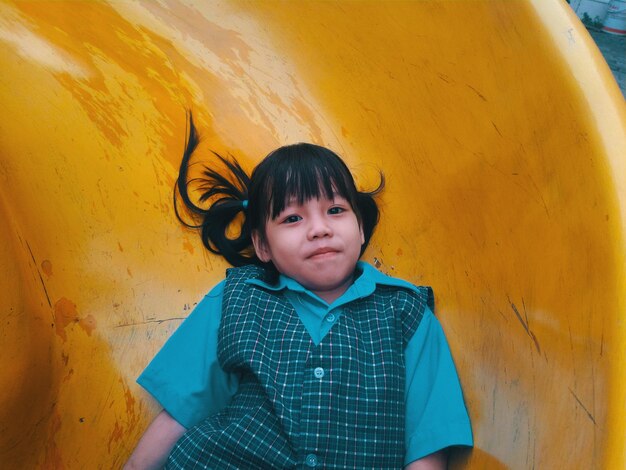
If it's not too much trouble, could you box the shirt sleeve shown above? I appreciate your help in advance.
[404,306,473,465]
[137,281,239,429]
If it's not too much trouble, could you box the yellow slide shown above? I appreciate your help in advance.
[1,1,625,468]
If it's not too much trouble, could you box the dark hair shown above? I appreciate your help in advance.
[174,112,384,269]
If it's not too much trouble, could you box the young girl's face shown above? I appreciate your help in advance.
[252,194,364,304]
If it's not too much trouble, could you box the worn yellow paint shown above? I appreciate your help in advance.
[0,1,624,468]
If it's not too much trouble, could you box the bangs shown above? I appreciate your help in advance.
[266,165,355,219]
[262,145,357,220]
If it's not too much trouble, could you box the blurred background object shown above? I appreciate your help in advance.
[569,0,625,97]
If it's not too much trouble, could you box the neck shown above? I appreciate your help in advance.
[311,275,354,305]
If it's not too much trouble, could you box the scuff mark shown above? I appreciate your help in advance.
[507,295,541,354]
[491,382,497,424]
[491,121,502,137]
[115,317,186,328]
[569,388,596,425]
[466,83,487,101]
[25,241,52,307]
[525,171,550,217]
[600,330,604,356]
[24,240,37,266]
[62,368,74,383]
[182,238,194,255]
[437,72,451,83]
[38,270,52,308]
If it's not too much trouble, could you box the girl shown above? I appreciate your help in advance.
[125,116,473,469]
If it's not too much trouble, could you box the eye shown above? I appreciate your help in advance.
[282,215,302,224]
[328,206,346,215]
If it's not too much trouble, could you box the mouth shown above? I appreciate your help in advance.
[307,247,339,259]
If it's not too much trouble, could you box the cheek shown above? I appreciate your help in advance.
[252,231,272,262]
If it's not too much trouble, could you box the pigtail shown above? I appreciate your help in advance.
[174,112,259,267]
[355,172,385,255]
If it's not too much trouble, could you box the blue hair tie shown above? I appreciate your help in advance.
[242,200,249,209]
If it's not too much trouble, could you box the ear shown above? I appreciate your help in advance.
[251,230,272,262]
[359,222,365,245]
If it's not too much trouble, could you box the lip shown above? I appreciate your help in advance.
[307,247,339,259]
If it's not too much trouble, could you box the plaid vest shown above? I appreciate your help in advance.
[167,265,428,469]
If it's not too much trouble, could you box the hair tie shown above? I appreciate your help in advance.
[242,200,249,209]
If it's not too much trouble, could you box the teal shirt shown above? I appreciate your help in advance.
[138,262,473,464]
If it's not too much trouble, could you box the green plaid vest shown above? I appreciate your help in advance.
[167,265,428,469]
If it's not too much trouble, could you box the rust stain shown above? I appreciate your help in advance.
[107,379,141,453]
[182,238,194,255]
[123,380,138,430]
[396,248,403,256]
[41,412,64,470]
[118,242,124,252]
[41,259,53,277]
[62,368,75,383]
[54,298,97,340]
[127,267,133,278]
[79,314,97,336]
[54,298,79,341]
[107,420,124,453]
[125,384,136,416]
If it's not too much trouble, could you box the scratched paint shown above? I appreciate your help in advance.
[0,1,624,469]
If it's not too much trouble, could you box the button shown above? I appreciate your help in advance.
[326,313,336,323]
[305,453,318,467]
[313,367,325,379]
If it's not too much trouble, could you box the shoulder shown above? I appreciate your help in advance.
[391,285,434,314]
[222,265,278,306]
[358,262,434,344]
[182,280,225,321]
[225,264,265,278]
[205,279,225,299]
[358,262,434,311]
[225,264,271,283]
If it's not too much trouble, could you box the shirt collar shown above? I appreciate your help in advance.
[245,261,421,307]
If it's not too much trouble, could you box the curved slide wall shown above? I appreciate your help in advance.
[1,1,625,468]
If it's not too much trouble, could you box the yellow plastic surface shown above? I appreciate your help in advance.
[1,1,625,468]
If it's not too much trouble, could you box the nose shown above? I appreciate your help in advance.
[307,215,332,240]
